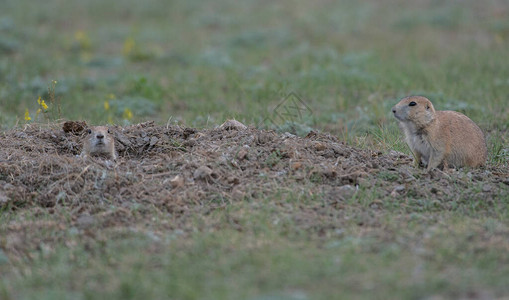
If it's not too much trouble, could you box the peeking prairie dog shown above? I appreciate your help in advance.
[81,126,117,160]
[392,96,487,170]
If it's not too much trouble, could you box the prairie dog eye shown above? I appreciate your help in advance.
[409,101,417,106]
[107,129,111,134]
[87,129,92,134]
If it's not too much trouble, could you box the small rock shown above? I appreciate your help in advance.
[3,183,14,190]
[232,188,245,200]
[195,132,207,139]
[291,161,302,170]
[217,155,229,166]
[229,159,239,168]
[149,136,159,146]
[356,177,369,187]
[0,191,9,205]
[14,132,28,139]
[389,150,407,158]
[337,184,356,199]
[390,184,405,197]
[227,176,240,185]
[56,191,67,202]
[219,119,247,131]
[183,139,196,147]
[404,177,416,183]
[313,142,326,151]
[170,175,184,188]
[275,170,287,177]
[257,133,273,144]
[473,174,484,181]
[399,166,416,181]
[322,167,337,178]
[369,199,383,208]
[136,121,155,128]
[115,132,131,146]
[429,169,451,180]
[482,184,492,193]
[281,132,296,139]
[305,131,318,139]
[237,148,248,160]
[193,166,213,180]
[394,185,405,192]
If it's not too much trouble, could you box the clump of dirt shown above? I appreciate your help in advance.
[62,120,87,134]
[0,121,507,215]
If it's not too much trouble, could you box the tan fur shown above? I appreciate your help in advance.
[81,126,117,160]
[392,96,487,170]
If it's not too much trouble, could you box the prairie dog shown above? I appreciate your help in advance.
[392,96,487,170]
[81,126,117,160]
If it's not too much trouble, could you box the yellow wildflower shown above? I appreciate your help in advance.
[52,80,58,84]
[123,108,133,120]
[37,97,48,110]
[104,101,110,111]
[36,108,42,115]
[74,30,91,49]
[108,93,115,99]
[123,37,135,56]
[24,109,31,121]
[74,31,85,40]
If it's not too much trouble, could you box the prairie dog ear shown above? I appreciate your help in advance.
[424,108,435,123]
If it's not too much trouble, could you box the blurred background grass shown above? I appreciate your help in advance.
[1,0,508,143]
[2,1,509,299]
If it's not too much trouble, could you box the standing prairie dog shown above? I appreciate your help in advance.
[392,96,487,170]
[81,126,117,160]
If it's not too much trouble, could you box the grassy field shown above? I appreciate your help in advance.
[1,0,509,299]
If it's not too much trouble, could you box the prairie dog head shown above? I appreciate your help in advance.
[83,126,116,159]
[392,96,436,128]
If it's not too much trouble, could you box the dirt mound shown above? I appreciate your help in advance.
[1,121,507,216]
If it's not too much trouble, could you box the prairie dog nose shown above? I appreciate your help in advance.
[96,133,104,139]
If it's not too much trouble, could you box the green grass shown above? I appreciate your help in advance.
[2,198,509,299]
[2,0,508,138]
[1,0,509,299]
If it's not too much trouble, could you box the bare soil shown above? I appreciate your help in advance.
[1,121,508,256]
